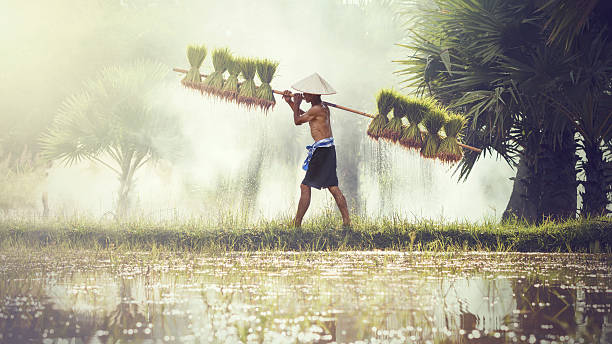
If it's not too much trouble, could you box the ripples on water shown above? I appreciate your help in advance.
[0,250,610,343]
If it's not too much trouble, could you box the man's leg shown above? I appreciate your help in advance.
[328,186,351,226]
[294,183,311,227]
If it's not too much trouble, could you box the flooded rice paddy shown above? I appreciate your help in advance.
[0,250,610,343]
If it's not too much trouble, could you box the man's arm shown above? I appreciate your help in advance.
[293,107,318,125]
[283,90,309,126]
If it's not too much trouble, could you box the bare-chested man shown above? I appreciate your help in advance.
[282,73,351,228]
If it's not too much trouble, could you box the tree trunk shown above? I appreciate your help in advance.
[538,129,577,220]
[581,140,608,216]
[502,155,538,223]
[503,129,577,223]
[117,172,131,219]
[116,149,135,219]
[42,191,49,218]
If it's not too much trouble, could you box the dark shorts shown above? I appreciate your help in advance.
[302,146,338,190]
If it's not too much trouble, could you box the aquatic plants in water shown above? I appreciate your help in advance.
[0,246,610,343]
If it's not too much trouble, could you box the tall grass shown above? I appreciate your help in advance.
[1,213,610,253]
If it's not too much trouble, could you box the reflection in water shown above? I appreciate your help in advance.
[0,251,610,343]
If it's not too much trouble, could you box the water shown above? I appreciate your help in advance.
[0,250,610,343]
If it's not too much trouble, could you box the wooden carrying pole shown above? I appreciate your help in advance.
[173,68,482,153]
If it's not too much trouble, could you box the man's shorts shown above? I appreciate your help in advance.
[302,146,339,189]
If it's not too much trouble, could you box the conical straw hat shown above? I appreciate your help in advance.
[291,73,337,95]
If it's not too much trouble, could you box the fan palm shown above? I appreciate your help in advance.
[545,31,612,215]
[396,0,586,221]
[40,60,182,218]
[538,0,603,50]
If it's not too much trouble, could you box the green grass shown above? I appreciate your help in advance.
[0,215,610,253]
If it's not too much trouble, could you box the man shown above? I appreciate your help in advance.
[282,72,351,228]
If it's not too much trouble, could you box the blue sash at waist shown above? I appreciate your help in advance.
[302,137,334,171]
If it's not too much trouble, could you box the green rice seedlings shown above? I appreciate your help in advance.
[238,58,258,108]
[221,55,240,102]
[255,59,279,112]
[202,48,231,96]
[367,89,394,140]
[182,44,207,89]
[437,113,467,163]
[399,97,433,150]
[381,92,406,142]
[420,105,447,159]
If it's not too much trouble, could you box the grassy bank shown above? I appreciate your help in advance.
[0,215,610,252]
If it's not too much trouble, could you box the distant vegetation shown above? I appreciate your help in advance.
[0,147,48,214]
[39,60,183,218]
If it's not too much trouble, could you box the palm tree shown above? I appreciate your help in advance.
[396,0,578,221]
[543,29,612,216]
[40,60,182,218]
[538,0,604,50]
[396,0,611,220]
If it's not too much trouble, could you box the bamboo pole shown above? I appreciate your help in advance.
[173,67,482,153]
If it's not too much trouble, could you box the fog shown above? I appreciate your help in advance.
[0,0,514,222]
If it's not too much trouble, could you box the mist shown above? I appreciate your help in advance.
[1,0,514,222]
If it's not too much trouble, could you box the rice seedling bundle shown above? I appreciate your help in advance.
[399,97,433,150]
[367,89,394,140]
[221,55,240,101]
[238,58,258,108]
[381,92,406,142]
[420,106,447,159]
[255,59,279,112]
[202,48,231,96]
[437,113,467,163]
[182,44,207,90]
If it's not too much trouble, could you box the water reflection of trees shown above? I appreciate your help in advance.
[1,278,132,342]
[1,260,610,343]
[514,277,577,338]
[513,277,611,343]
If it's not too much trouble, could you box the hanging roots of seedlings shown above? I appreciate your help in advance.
[437,113,467,163]
[255,59,279,112]
[221,55,240,102]
[202,48,231,96]
[237,58,258,108]
[367,89,395,140]
[381,92,406,142]
[399,97,433,149]
[400,124,423,150]
[420,106,447,159]
[182,44,207,90]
